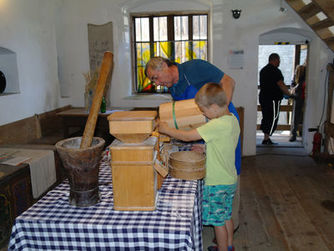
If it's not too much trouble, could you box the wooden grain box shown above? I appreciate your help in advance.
[108,111,157,143]
[159,99,207,130]
[110,137,158,211]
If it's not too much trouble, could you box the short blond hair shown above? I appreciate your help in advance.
[195,83,227,108]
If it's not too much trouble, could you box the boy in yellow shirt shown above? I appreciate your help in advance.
[158,83,240,251]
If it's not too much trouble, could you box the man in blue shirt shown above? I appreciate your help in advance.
[145,57,241,232]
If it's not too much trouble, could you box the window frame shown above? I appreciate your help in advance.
[130,11,209,94]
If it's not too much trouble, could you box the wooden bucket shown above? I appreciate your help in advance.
[55,137,105,207]
[169,151,206,180]
[159,99,207,130]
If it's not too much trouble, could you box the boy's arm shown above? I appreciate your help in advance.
[158,121,202,142]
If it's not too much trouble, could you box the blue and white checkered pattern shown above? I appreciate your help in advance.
[9,148,203,250]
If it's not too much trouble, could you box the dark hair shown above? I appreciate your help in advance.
[269,53,280,62]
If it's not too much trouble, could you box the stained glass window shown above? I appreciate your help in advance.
[132,13,208,93]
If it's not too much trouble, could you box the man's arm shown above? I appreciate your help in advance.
[158,121,202,142]
[219,74,235,104]
[277,80,292,96]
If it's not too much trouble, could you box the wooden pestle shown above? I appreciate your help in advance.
[80,51,113,149]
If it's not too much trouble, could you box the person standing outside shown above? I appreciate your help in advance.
[259,53,292,145]
[145,57,242,231]
[289,63,306,142]
[158,83,240,251]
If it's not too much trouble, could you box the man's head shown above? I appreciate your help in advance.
[195,83,228,119]
[268,53,280,67]
[145,57,177,88]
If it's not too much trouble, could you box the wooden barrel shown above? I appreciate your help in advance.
[159,99,207,129]
[169,151,206,180]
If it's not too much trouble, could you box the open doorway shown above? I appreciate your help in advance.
[256,44,308,148]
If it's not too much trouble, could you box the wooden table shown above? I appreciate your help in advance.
[56,107,132,144]
[0,148,56,199]
[8,149,203,250]
[0,163,32,248]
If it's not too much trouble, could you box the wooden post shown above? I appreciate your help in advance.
[80,51,113,149]
[324,63,334,155]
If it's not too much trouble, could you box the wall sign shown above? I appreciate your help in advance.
[87,21,113,73]
[228,50,244,69]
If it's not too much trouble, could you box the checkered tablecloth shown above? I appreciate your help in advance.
[9,148,203,250]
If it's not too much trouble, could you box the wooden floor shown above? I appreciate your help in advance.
[203,136,334,251]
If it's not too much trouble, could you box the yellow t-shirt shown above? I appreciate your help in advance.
[196,114,240,185]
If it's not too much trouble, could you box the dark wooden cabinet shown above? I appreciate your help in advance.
[0,163,33,248]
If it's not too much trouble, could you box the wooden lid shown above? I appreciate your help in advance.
[108,111,157,121]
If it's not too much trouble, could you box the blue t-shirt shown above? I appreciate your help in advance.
[169,59,242,175]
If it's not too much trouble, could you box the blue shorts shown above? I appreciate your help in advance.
[202,184,237,226]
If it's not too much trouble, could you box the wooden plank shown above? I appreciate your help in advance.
[234,157,289,250]
[307,15,322,26]
[330,43,334,51]
[285,0,308,11]
[325,64,334,154]
[324,36,334,43]
[298,2,322,20]
[311,18,334,30]
[286,0,334,52]
[256,124,291,130]
[256,155,331,250]
[325,122,334,137]
[287,163,334,250]
[107,110,157,121]
[324,37,334,50]
[257,105,293,112]
[313,0,334,20]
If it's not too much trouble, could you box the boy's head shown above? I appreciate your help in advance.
[195,83,228,119]
[195,83,228,108]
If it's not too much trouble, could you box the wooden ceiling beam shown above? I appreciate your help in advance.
[324,36,334,43]
[285,0,334,52]
[317,28,333,39]
[298,2,322,20]
[285,0,307,11]
[311,18,334,30]
[312,0,334,20]
[325,39,334,51]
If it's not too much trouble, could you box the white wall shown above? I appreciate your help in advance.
[0,0,60,124]
[1,0,333,156]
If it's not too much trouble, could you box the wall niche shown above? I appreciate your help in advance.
[0,47,20,95]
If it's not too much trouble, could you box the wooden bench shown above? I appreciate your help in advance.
[0,105,72,183]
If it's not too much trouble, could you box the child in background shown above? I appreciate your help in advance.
[158,83,240,251]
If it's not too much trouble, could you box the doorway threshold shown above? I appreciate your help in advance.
[256,131,307,156]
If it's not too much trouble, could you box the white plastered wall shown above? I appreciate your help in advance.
[0,0,333,156]
[0,0,60,125]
